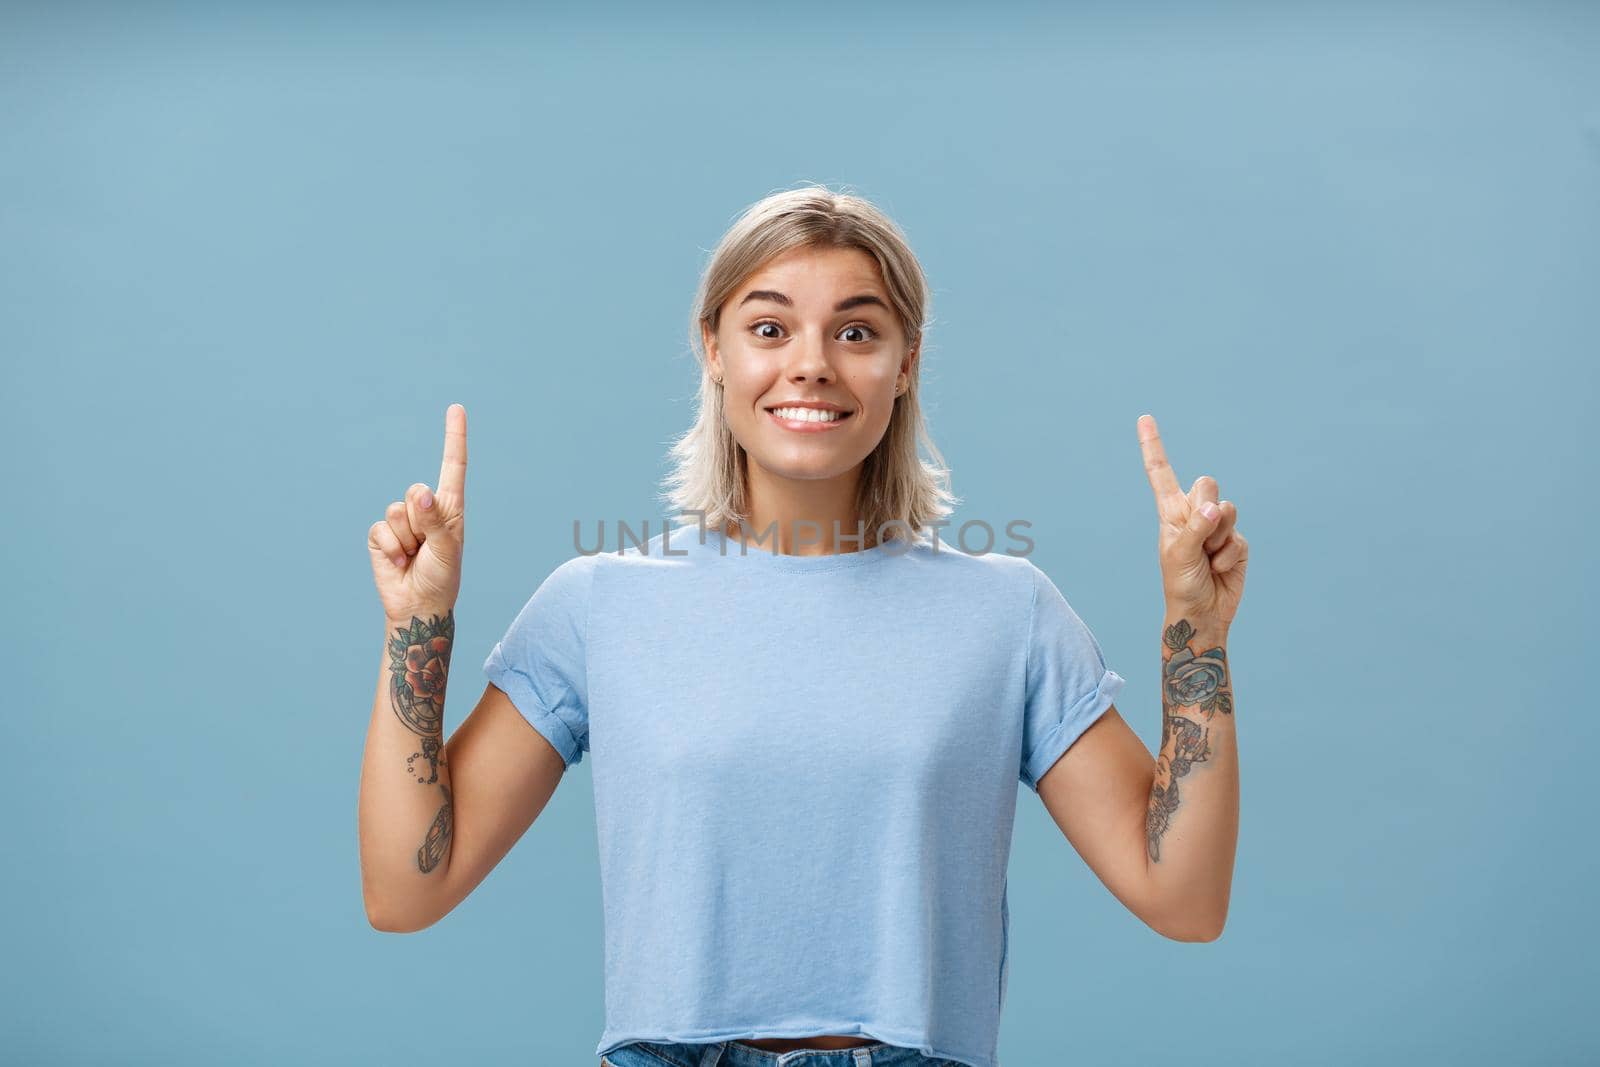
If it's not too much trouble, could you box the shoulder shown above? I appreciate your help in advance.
[899,536,1039,608]
[584,525,701,569]
[933,547,1084,631]
[550,526,703,592]
[546,547,604,585]
[530,548,603,613]
[917,535,1037,579]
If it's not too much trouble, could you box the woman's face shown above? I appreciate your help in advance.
[703,244,916,495]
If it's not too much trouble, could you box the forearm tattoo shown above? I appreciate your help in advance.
[417,783,453,874]
[387,611,455,872]
[1147,618,1232,863]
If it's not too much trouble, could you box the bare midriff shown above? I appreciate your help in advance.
[733,1036,880,1052]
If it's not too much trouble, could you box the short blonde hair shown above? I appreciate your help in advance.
[660,183,959,547]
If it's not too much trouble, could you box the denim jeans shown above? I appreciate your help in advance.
[600,1039,966,1067]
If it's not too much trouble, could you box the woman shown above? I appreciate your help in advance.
[358,186,1247,1067]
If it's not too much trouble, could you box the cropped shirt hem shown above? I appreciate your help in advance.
[597,1022,992,1067]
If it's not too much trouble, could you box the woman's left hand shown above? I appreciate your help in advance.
[1137,413,1249,629]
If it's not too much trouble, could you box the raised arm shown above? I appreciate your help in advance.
[1034,414,1247,942]
[357,404,571,932]
[358,403,471,929]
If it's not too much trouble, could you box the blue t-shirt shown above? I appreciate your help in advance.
[482,524,1125,1067]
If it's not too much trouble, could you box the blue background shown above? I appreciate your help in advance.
[5,3,1595,1064]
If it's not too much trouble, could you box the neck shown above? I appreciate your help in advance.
[727,464,873,556]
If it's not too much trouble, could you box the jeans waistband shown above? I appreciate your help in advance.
[620,1039,949,1067]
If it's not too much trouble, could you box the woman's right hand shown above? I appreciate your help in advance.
[368,403,468,621]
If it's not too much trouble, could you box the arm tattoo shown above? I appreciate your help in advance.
[1147,618,1232,863]
[387,612,454,784]
[417,783,453,874]
[387,612,456,873]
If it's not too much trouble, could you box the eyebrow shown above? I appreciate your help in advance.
[737,290,890,314]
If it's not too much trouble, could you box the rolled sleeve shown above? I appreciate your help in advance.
[481,553,596,769]
[1019,561,1125,793]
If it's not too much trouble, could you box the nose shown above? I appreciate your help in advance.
[782,328,836,384]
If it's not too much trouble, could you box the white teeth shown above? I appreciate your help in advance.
[771,406,845,423]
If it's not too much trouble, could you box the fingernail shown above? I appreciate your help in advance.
[1200,502,1219,519]
[420,489,433,509]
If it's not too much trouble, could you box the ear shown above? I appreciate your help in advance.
[899,339,919,389]
[701,319,721,380]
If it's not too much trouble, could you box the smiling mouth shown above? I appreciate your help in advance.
[764,406,857,428]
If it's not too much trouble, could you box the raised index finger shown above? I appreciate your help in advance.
[1137,413,1185,520]
[438,403,467,501]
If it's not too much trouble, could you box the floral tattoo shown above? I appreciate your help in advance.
[387,612,453,783]
[1147,618,1232,863]
[387,611,455,872]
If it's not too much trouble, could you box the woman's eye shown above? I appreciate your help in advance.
[749,321,878,342]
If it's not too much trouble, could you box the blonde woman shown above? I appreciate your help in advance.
[359,185,1247,1067]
